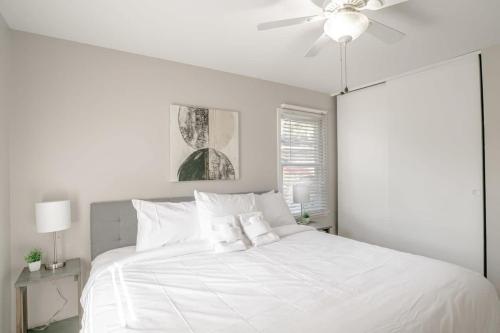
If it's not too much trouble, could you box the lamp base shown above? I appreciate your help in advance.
[45,261,65,270]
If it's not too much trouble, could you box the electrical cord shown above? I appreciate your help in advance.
[32,281,68,331]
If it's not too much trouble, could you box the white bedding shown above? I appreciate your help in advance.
[81,225,500,333]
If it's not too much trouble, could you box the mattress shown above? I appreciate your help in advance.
[81,225,499,333]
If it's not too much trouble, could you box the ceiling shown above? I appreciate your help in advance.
[1,0,499,94]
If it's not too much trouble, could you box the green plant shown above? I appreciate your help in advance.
[302,212,310,219]
[24,249,42,264]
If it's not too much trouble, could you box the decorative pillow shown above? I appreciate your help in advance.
[209,215,248,253]
[132,199,200,252]
[194,190,257,239]
[255,191,297,227]
[238,211,280,247]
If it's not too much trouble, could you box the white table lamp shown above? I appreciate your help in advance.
[35,200,71,270]
[293,184,310,217]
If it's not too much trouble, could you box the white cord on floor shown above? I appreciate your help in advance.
[32,280,69,331]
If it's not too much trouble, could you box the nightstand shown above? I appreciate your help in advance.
[308,221,333,233]
[14,258,81,333]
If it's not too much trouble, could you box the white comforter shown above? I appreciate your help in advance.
[81,225,499,333]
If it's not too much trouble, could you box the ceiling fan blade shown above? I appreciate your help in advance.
[310,0,325,7]
[310,0,331,9]
[366,19,405,44]
[257,15,323,31]
[363,0,408,11]
[305,34,331,57]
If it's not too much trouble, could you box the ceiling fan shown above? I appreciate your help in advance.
[257,0,408,93]
[258,0,407,56]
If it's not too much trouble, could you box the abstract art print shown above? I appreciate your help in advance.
[170,104,239,181]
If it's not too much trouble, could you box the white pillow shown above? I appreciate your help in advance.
[209,215,248,253]
[194,190,257,239]
[255,191,297,227]
[132,199,200,252]
[238,211,280,247]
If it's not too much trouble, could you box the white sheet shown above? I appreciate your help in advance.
[82,226,499,333]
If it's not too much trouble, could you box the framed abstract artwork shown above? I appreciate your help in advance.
[169,104,239,181]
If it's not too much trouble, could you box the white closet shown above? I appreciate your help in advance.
[337,54,484,273]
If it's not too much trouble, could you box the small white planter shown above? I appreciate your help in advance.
[28,261,41,272]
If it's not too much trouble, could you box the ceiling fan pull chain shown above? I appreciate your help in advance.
[344,42,348,93]
[340,41,349,94]
[339,42,344,93]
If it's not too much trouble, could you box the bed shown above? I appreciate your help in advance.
[82,195,500,333]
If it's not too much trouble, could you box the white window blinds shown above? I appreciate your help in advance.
[278,108,328,216]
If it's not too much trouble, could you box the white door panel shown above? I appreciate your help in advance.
[338,54,484,273]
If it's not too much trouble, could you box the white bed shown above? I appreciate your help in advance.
[81,225,499,333]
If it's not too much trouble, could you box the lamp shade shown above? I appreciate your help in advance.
[293,184,310,204]
[35,200,71,233]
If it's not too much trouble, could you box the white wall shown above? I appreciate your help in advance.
[483,45,500,294]
[8,31,335,329]
[0,12,11,333]
[337,54,484,273]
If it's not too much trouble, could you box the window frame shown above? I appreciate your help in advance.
[277,107,329,217]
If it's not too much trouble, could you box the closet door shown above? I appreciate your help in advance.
[338,54,484,273]
[337,83,389,245]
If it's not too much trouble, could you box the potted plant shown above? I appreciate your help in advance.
[301,212,311,224]
[25,249,42,272]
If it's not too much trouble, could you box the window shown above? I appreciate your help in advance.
[278,108,328,216]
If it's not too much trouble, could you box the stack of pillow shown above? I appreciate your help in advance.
[132,190,297,253]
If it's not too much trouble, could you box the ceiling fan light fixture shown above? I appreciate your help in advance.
[365,0,384,10]
[324,9,370,43]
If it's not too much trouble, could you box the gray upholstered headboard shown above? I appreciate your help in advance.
[90,191,271,260]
